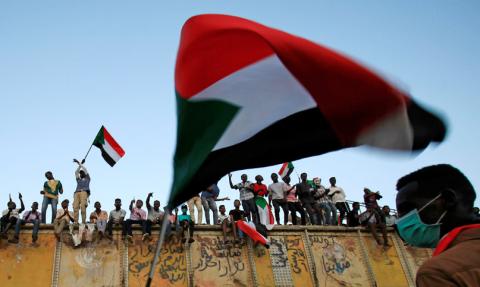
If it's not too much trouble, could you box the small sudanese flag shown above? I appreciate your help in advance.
[93,126,125,167]
[169,14,446,207]
[278,162,294,179]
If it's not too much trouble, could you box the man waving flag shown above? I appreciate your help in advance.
[170,14,446,207]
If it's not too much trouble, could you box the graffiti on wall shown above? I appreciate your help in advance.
[309,234,371,287]
[285,235,315,286]
[191,234,251,287]
[128,235,187,286]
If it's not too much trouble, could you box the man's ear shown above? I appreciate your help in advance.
[441,188,457,210]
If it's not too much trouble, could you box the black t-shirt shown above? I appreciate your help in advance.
[229,209,245,221]
[347,210,360,227]
[296,182,315,203]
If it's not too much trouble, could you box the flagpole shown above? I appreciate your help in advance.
[83,144,94,161]
[146,206,171,287]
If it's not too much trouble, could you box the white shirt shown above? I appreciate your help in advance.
[218,213,229,224]
[55,209,74,223]
[110,209,126,222]
[147,207,164,222]
[235,181,254,201]
[385,214,397,226]
[328,186,346,203]
[2,209,20,219]
[268,182,286,200]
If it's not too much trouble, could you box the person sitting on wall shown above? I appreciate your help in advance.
[229,199,246,244]
[395,164,480,287]
[177,204,195,243]
[144,193,171,242]
[218,204,240,245]
[107,198,126,239]
[364,188,385,225]
[89,201,109,240]
[10,201,41,244]
[53,199,74,241]
[382,205,397,227]
[359,206,390,247]
[1,193,25,239]
[125,199,147,243]
[347,202,361,227]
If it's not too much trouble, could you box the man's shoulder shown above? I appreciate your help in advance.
[418,244,478,277]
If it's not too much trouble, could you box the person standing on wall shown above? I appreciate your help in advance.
[41,171,63,224]
[73,159,90,225]
[328,177,348,225]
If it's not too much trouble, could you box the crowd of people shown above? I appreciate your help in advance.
[6,162,477,251]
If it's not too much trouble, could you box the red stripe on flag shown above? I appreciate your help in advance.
[278,162,288,175]
[103,127,125,157]
[175,15,273,98]
[176,14,409,145]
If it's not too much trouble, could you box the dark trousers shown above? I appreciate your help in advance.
[272,199,288,225]
[1,216,17,233]
[107,220,125,236]
[125,219,145,236]
[287,202,306,225]
[303,202,322,225]
[336,202,350,224]
[241,198,259,224]
[144,219,172,237]
[179,220,194,238]
[15,219,40,239]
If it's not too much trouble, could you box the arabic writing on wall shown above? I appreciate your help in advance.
[192,235,246,279]
[128,236,187,284]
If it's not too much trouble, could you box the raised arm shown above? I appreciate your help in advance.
[18,193,25,213]
[79,162,90,180]
[228,173,235,189]
[146,193,153,209]
[74,159,81,178]
[129,200,135,211]
[58,181,63,194]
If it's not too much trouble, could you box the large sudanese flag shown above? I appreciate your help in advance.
[170,14,446,207]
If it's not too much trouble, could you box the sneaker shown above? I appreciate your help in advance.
[142,233,150,242]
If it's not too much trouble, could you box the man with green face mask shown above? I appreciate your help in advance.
[395,164,480,287]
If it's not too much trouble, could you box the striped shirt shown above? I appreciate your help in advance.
[314,185,331,204]
[234,181,254,201]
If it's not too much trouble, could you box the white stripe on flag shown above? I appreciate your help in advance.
[355,106,413,150]
[103,140,122,163]
[191,55,317,151]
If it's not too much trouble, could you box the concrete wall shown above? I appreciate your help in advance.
[0,225,431,287]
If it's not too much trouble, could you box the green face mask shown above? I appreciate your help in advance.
[396,194,447,248]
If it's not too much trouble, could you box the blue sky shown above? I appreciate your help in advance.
[1,1,479,221]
